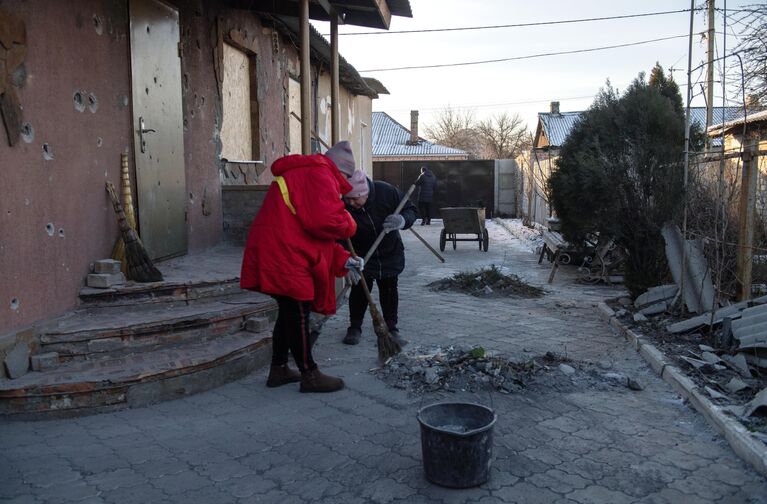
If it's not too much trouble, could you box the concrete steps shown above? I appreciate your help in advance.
[0,331,270,418]
[0,277,277,419]
[38,291,273,364]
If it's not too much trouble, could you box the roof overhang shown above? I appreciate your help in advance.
[224,0,412,29]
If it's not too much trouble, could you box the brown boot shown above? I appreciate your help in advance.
[266,364,302,388]
[300,368,345,393]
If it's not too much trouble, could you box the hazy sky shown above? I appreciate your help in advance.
[312,0,753,135]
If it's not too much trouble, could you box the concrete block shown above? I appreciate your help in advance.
[87,272,126,288]
[4,344,30,379]
[244,317,270,333]
[94,259,122,274]
[30,352,59,371]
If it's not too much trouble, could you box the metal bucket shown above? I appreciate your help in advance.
[417,402,497,488]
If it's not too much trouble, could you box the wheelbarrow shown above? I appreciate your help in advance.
[438,207,489,252]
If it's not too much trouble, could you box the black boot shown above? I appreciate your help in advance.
[389,329,408,348]
[343,325,362,345]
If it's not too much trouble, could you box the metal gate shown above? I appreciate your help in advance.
[373,160,495,217]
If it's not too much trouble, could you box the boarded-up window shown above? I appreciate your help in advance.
[288,76,301,155]
[221,43,252,160]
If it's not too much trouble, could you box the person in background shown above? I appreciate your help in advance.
[240,143,364,393]
[415,166,437,225]
[342,170,418,347]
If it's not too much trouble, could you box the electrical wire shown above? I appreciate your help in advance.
[330,8,699,36]
[360,34,690,72]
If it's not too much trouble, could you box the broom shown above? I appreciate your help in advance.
[105,182,163,282]
[309,184,417,343]
[111,153,137,274]
[345,238,401,363]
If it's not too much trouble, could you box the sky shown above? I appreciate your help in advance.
[311,0,754,136]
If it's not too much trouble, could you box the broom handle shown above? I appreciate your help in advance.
[345,238,385,324]
[105,182,134,235]
[363,184,416,263]
[333,183,417,303]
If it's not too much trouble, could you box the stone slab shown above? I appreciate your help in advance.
[87,273,126,289]
[4,344,30,379]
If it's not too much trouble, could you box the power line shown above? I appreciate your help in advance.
[378,95,597,113]
[330,8,698,36]
[360,34,690,73]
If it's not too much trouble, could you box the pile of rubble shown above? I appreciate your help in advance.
[613,285,767,437]
[427,266,545,298]
[373,345,643,396]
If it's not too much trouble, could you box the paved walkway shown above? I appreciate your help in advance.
[2,221,766,503]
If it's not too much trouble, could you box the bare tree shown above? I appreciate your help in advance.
[423,107,481,155]
[732,4,767,103]
[476,112,532,159]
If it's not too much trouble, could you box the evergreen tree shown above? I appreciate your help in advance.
[548,66,690,295]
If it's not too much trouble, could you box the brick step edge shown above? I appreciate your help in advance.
[78,278,242,307]
[597,301,767,478]
[41,304,275,365]
[0,332,271,420]
[40,296,275,345]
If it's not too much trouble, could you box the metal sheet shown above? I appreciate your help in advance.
[130,0,187,260]
[661,223,715,314]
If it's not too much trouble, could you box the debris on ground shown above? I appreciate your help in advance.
[427,265,545,298]
[608,288,767,437]
[372,345,646,396]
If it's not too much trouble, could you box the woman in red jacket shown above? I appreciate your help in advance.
[240,142,363,393]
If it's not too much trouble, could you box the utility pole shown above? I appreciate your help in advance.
[736,136,759,301]
[705,0,715,151]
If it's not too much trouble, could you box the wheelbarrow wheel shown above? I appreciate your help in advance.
[482,228,489,252]
[439,229,446,252]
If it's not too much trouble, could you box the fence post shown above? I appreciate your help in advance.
[736,136,759,301]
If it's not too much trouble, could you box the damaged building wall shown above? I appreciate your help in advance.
[316,71,374,175]
[0,0,132,334]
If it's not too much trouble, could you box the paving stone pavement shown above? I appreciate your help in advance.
[2,220,766,503]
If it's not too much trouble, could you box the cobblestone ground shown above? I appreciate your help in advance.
[2,221,766,503]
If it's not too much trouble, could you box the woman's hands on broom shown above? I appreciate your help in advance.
[344,256,364,285]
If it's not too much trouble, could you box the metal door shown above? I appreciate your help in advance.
[129,0,187,260]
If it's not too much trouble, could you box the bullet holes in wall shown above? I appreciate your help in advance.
[45,223,55,236]
[42,143,54,160]
[20,123,33,143]
[74,91,86,112]
[10,298,19,311]
[87,93,98,113]
[93,14,103,35]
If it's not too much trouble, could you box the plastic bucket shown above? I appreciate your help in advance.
[417,402,497,488]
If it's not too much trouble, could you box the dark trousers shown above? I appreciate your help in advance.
[349,275,399,331]
[418,201,432,223]
[271,295,316,372]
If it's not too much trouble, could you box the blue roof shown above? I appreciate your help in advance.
[372,112,469,158]
[537,107,742,148]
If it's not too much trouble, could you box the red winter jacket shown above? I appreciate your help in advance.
[240,154,356,315]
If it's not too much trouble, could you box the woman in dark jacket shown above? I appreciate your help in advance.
[342,170,418,346]
[415,166,437,225]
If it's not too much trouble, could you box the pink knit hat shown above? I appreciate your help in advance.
[344,170,369,198]
[325,141,355,178]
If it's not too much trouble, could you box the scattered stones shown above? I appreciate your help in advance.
[633,312,648,323]
[373,345,569,395]
[559,363,576,376]
[30,352,59,372]
[627,377,643,391]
